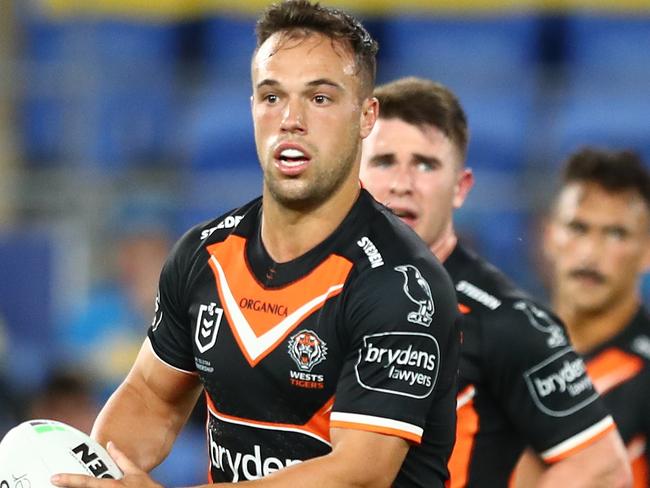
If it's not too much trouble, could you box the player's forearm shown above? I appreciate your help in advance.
[197,453,395,488]
[191,429,408,488]
[91,379,191,472]
[534,432,632,488]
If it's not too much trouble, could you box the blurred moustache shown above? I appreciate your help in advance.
[569,268,606,283]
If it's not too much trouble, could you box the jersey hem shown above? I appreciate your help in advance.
[146,337,198,376]
[541,415,615,463]
[330,411,422,444]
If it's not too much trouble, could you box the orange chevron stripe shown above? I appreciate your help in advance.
[206,235,353,366]
[205,392,333,444]
[448,385,479,488]
[586,348,644,395]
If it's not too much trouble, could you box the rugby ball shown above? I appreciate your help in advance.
[0,419,122,487]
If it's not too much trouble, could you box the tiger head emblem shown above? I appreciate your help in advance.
[288,330,327,372]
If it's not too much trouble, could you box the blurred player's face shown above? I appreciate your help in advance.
[545,182,650,314]
[252,32,377,209]
[361,117,472,248]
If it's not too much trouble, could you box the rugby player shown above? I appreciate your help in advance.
[514,148,650,486]
[52,3,460,488]
[360,77,631,487]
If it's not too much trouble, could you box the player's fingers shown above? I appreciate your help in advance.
[51,473,111,487]
[106,442,141,475]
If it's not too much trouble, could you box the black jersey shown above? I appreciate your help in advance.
[148,190,460,487]
[444,244,614,487]
[583,307,650,487]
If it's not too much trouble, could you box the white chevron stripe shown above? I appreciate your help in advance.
[210,255,343,361]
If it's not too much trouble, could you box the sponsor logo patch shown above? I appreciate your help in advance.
[355,332,440,398]
[239,298,288,317]
[524,347,599,417]
[195,302,224,353]
[208,429,301,482]
[201,215,243,240]
[394,265,434,327]
[288,330,327,373]
[357,236,384,268]
[514,301,567,348]
[456,280,501,310]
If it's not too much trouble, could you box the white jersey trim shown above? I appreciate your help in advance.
[146,337,198,376]
[210,254,344,361]
[456,385,476,410]
[540,415,614,461]
[330,412,423,438]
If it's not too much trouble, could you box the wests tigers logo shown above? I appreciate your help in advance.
[288,330,327,372]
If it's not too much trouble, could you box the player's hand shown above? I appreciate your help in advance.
[51,442,164,488]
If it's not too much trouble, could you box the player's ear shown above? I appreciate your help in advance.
[452,167,474,209]
[360,96,378,139]
[640,231,650,273]
[541,215,557,263]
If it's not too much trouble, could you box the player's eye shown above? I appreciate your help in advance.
[416,160,434,172]
[263,93,279,104]
[606,227,627,240]
[313,94,331,105]
[567,221,588,234]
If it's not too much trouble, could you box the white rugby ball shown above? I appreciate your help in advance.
[0,419,122,487]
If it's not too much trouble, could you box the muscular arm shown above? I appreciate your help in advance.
[207,428,409,488]
[91,338,203,471]
[54,427,409,488]
[513,430,632,488]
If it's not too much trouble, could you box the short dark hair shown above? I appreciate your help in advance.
[374,77,469,161]
[560,147,650,209]
[256,0,378,97]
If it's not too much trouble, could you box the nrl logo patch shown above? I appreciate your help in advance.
[288,330,327,372]
[195,302,224,353]
[394,265,434,327]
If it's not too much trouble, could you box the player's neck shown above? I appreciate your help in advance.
[430,223,458,263]
[261,178,360,263]
[554,290,640,354]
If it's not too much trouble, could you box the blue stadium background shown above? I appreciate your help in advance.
[0,0,649,484]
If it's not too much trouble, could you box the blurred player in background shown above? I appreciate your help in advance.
[53,2,460,487]
[360,77,631,487]
[515,148,650,486]
[57,195,173,400]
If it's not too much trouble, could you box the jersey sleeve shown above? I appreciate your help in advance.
[331,260,460,445]
[147,229,198,373]
[484,299,614,463]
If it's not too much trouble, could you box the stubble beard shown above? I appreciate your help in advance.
[265,144,359,212]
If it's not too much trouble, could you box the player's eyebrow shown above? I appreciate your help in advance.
[305,78,343,91]
[256,79,280,90]
[412,154,442,168]
[256,78,343,91]
[368,153,395,165]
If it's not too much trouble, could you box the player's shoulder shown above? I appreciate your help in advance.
[347,190,444,270]
[619,306,650,365]
[340,191,456,308]
[445,243,531,311]
[168,197,261,264]
[447,243,569,344]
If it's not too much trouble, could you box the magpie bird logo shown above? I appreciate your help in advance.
[394,265,434,327]
[514,301,567,348]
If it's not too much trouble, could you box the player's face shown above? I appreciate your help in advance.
[545,182,650,314]
[252,32,377,209]
[361,117,471,247]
